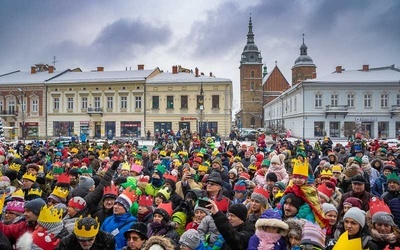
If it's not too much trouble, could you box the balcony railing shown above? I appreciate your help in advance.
[87,107,103,116]
[0,110,17,116]
[391,104,400,118]
[325,105,348,118]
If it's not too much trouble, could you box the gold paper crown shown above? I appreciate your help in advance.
[292,160,309,177]
[28,187,43,197]
[45,172,54,180]
[74,215,99,238]
[51,186,69,199]
[38,205,63,223]
[22,172,37,182]
[9,162,21,172]
[11,189,24,200]
[320,169,333,178]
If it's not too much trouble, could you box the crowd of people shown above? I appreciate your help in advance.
[0,132,399,250]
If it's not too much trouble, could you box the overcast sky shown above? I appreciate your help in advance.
[1,0,399,113]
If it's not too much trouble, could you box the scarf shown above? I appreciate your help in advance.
[149,221,168,237]
[255,229,281,250]
[151,178,164,187]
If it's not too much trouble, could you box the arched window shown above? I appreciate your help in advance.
[251,71,255,78]
[250,82,254,90]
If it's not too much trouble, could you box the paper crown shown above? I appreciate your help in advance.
[51,186,69,199]
[38,205,63,224]
[32,227,60,250]
[156,186,171,200]
[45,172,54,180]
[292,160,308,177]
[8,162,21,172]
[121,162,131,171]
[159,150,167,157]
[198,164,209,172]
[178,151,188,157]
[28,187,43,197]
[11,189,25,201]
[138,175,150,184]
[156,202,173,217]
[331,165,342,173]
[74,215,99,238]
[80,167,93,175]
[103,184,118,198]
[68,197,86,210]
[138,195,154,207]
[56,173,70,185]
[163,173,178,183]
[22,172,37,182]
[319,169,333,178]
[130,163,143,174]
[253,186,270,199]
[120,186,138,203]
[369,197,392,217]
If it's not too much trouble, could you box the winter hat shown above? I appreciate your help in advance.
[261,159,270,168]
[387,172,400,184]
[24,198,46,216]
[6,200,25,214]
[344,165,360,178]
[343,197,362,209]
[300,221,326,249]
[351,175,366,184]
[78,176,95,191]
[228,168,238,176]
[212,157,223,167]
[68,196,86,211]
[256,209,289,236]
[118,186,138,211]
[284,193,305,210]
[154,202,173,221]
[251,186,270,207]
[194,202,210,215]
[353,156,363,165]
[179,229,200,250]
[321,203,337,215]
[250,155,257,163]
[124,222,148,240]
[274,181,286,191]
[323,162,331,169]
[343,207,366,228]
[234,180,247,193]
[372,212,395,226]
[37,205,64,236]
[317,183,334,202]
[285,218,307,238]
[266,172,278,182]
[228,203,248,223]
[270,154,281,165]
[207,172,223,186]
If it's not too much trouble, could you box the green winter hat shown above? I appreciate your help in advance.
[121,176,138,189]
[353,156,363,165]
[141,146,148,152]
[155,164,167,176]
[261,159,270,167]
[130,201,139,216]
[387,172,400,184]
[53,167,64,174]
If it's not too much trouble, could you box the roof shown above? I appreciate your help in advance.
[307,65,400,83]
[47,69,156,84]
[146,72,231,84]
[0,69,68,84]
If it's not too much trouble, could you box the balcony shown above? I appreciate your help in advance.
[391,104,400,118]
[87,107,103,117]
[325,105,348,118]
[0,110,17,117]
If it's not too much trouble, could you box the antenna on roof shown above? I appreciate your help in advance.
[275,61,277,66]
[52,56,58,69]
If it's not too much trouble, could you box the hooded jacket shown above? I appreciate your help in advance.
[142,235,175,250]
[101,212,137,250]
[58,230,115,250]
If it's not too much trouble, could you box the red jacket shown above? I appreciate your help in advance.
[0,220,37,243]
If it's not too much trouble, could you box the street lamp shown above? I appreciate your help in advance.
[199,82,204,138]
[18,88,25,143]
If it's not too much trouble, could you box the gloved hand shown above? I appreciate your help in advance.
[111,160,121,171]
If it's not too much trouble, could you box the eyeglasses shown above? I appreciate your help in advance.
[77,237,95,242]
[5,211,17,215]
[127,236,141,241]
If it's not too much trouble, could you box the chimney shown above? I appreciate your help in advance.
[209,72,213,77]
[312,72,317,79]
[201,72,204,76]
[195,67,199,77]
[172,65,178,74]
[137,64,144,70]
[336,66,342,73]
[362,64,369,71]
[48,66,54,73]
[97,67,104,72]
[31,66,36,74]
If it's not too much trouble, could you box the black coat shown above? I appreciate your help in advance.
[57,230,115,250]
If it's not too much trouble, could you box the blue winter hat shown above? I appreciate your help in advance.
[256,209,289,236]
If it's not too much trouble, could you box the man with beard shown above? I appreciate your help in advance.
[94,184,118,225]
[338,175,373,214]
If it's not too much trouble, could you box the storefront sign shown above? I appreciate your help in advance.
[80,121,89,125]
[181,117,197,121]
[355,117,377,122]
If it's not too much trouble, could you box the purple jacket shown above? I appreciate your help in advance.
[247,235,287,250]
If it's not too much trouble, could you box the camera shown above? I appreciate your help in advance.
[197,197,211,208]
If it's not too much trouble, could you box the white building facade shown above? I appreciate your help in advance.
[264,65,400,139]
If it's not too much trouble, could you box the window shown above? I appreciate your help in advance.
[167,96,174,109]
[107,96,113,109]
[135,96,142,109]
[251,71,254,78]
[32,100,38,112]
[314,121,325,137]
[53,98,59,110]
[152,96,159,109]
[0,101,3,111]
[8,100,15,114]
[120,96,127,109]
[397,94,400,106]
[315,94,322,108]
[294,97,297,112]
[67,97,74,110]
[347,93,354,108]
[181,95,188,109]
[94,97,100,109]
[381,93,388,108]
[330,122,340,138]
[331,94,338,107]
[250,82,254,90]
[81,97,87,109]
[212,95,219,109]
[364,93,372,108]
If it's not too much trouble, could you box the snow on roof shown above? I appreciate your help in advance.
[0,69,67,84]
[146,71,231,84]
[308,65,400,83]
[47,69,155,84]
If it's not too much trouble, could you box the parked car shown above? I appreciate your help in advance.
[238,129,258,141]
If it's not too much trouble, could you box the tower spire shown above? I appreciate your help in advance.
[300,33,308,56]
[247,13,254,44]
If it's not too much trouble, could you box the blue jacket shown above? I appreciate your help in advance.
[372,174,387,197]
[101,213,137,250]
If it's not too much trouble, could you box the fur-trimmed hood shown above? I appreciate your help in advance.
[255,218,289,236]
[285,217,307,238]
[142,235,175,250]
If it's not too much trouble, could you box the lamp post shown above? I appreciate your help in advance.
[17,88,25,144]
[199,81,204,138]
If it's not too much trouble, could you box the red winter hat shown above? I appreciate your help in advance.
[68,196,86,210]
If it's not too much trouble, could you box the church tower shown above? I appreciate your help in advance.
[239,15,263,129]
[291,34,316,85]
